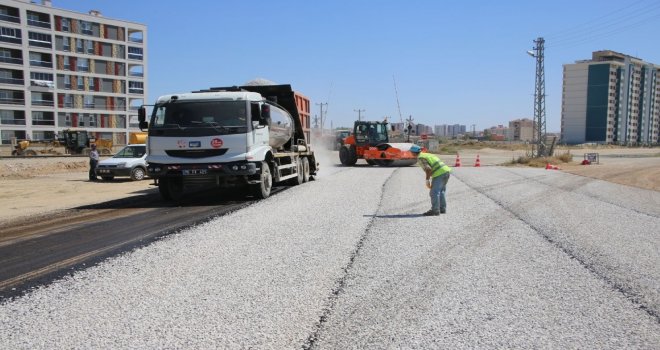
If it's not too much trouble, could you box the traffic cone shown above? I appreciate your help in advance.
[545,162,552,170]
[474,154,481,167]
[454,153,461,167]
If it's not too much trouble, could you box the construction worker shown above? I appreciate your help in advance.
[89,143,100,181]
[409,145,451,216]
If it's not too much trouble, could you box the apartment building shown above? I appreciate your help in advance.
[561,50,659,145]
[509,118,534,142]
[0,0,146,146]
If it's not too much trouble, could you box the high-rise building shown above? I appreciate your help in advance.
[561,50,659,145]
[0,0,147,146]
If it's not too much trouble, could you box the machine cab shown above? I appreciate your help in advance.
[353,121,389,146]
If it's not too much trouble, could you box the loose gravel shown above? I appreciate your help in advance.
[0,166,659,349]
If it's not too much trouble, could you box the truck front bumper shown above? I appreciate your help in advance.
[147,161,258,178]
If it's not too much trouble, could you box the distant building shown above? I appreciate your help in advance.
[0,0,147,145]
[561,50,660,145]
[509,118,534,142]
[434,124,465,138]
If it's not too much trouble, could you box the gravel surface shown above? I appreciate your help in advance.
[1,166,659,348]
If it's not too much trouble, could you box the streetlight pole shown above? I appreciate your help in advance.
[354,109,365,121]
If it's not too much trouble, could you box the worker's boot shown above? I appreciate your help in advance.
[423,209,440,216]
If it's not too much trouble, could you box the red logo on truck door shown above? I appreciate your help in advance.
[211,138,223,148]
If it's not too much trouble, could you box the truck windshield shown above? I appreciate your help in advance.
[149,101,249,136]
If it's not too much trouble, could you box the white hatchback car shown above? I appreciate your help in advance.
[96,144,148,181]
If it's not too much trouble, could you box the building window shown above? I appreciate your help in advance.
[128,81,143,94]
[76,38,83,53]
[128,47,143,60]
[28,31,52,48]
[61,18,69,32]
[77,58,89,72]
[80,21,92,35]
[86,40,94,54]
[63,74,71,89]
[77,76,84,90]
[84,95,94,108]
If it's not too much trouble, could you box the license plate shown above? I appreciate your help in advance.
[182,169,207,176]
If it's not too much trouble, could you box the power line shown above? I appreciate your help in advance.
[546,1,660,48]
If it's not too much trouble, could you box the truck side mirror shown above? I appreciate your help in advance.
[138,107,148,130]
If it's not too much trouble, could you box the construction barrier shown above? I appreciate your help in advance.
[545,163,560,170]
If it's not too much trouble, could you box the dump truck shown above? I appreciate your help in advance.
[138,84,318,200]
[339,120,420,166]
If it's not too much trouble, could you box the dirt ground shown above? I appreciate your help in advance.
[0,147,658,226]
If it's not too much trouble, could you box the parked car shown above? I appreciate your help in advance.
[96,144,148,181]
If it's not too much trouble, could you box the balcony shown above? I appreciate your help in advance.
[0,35,21,45]
[28,40,52,49]
[0,77,24,85]
[0,56,22,65]
[31,99,54,107]
[0,97,24,105]
[27,19,51,29]
[0,14,20,24]
[29,59,53,68]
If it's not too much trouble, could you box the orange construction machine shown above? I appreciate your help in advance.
[338,120,420,167]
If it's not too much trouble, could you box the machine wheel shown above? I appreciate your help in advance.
[301,157,310,183]
[159,178,184,201]
[11,150,18,156]
[250,161,272,199]
[366,159,376,166]
[130,167,146,181]
[101,176,115,181]
[339,146,358,166]
[25,150,37,156]
[289,158,304,186]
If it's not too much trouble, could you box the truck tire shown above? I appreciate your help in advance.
[250,161,272,199]
[159,178,184,201]
[366,159,376,166]
[25,150,37,156]
[302,157,310,183]
[130,167,146,181]
[289,157,304,186]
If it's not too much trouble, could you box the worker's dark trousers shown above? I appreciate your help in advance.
[89,159,98,180]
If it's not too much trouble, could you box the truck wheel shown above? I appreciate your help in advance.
[159,178,184,201]
[25,150,37,156]
[289,158,304,186]
[366,159,376,166]
[250,161,272,199]
[376,159,394,167]
[302,157,310,183]
[339,147,350,165]
[101,176,115,181]
[130,167,146,181]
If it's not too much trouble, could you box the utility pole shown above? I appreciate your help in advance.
[316,102,328,134]
[354,108,365,121]
[527,37,547,157]
[406,115,414,143]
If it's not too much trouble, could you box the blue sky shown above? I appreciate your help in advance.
[55,0,660,132]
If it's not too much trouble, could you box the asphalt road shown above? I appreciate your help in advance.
[0,166,659,349]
